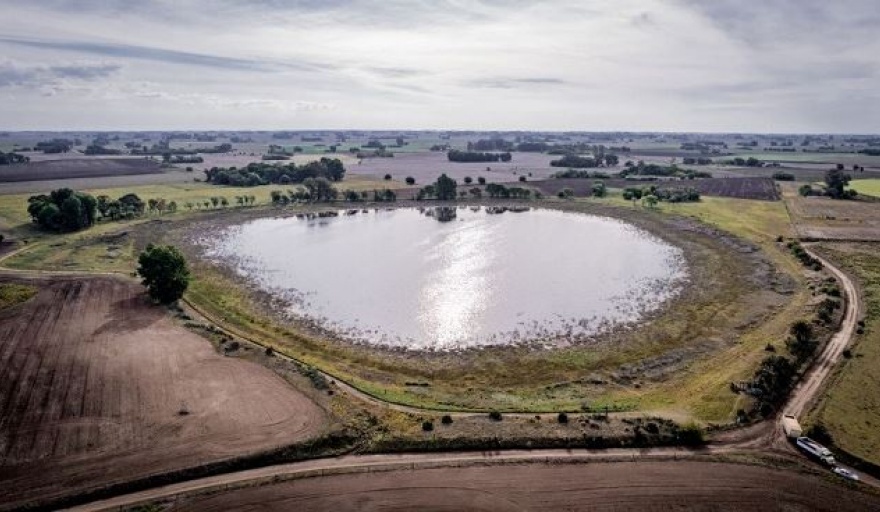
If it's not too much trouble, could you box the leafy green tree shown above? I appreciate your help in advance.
[435,173,457,200]
[642,194,659,208]
[137,244,190,304]
[26,188,97,232]
[591,181,607,197]
[824,166,852,199]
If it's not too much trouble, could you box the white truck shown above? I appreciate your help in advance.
[796,437,836,466]
[781,414,803,439]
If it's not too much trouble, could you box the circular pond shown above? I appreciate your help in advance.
[203,207,687,350]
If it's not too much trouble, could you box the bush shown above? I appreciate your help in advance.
[488,411,502,421]
[422,421,434,432]
[557,412,569,424]
[674,423,705,446]
[478,177,486,185]
[384,173,392,180]
[265,346,274,357]
[519,175,526,182]
[405,176,415,185]
[805,423,833,445]
[464,176,473,184]
[441,415,453,425]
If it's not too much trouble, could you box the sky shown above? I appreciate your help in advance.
[1,0,878,133]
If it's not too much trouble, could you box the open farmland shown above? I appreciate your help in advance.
[169,460,878,512]
[783,183,880,241]
[0,275,327,510]
[850,179,880,198]
[0,158,161,183]
[532,177,780,200]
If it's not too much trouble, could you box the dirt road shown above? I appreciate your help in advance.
[782,248,860,420]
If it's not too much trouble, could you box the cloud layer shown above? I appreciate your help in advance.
[1,0,878,132]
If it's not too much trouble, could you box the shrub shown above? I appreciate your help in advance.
[488,411,502,421]
[674,423,705,446]
[557,412,569,424]
[842,349,853,359]
[384,173,392,180]
[805,423,833,445]
[519,175,526,182]
[265,346,274,357]
[441,415,453,425]
[422,421,434,432]
[405,176,415,185]
[478,177,486,185]
[464,176,473,184]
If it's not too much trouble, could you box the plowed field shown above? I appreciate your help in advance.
[0,276,326,510]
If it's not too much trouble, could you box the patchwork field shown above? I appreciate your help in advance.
[0,276,327,510]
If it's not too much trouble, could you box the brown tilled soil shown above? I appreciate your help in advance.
[173,460,879,511]
[0,157,162,183]
[0,276,327,510]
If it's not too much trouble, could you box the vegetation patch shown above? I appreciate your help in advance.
[0,282,36,310]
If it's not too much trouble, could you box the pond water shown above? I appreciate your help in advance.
[202,207,687,350]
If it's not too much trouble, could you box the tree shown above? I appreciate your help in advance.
[435,173,457,200]
[464,176,473,184]
[384,173,392,180]
[303,177,338,202]
[27,188,97,232]
[405,176,416,185]
[477,177,486,185]
[137,244,190,304]
[642,194,659,208]
[824,166,852,199]
[591,181,607,197]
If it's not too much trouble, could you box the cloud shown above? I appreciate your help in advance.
[0,60,121,88]
[0,36,329,73]
[464,77,566,89]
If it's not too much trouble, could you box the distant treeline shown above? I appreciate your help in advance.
[620,162,712,179]
[550,154,619,168]
[0,151,29,165]
[204,158,345,187]
[447,150,511,163]
[551,169,611,179]
[682,157,713,165]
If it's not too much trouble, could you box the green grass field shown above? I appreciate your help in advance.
[810,243,880,467]
[849,179,880,198]
[0,283,36,310]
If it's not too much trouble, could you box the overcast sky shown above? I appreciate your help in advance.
[1,0,878,132]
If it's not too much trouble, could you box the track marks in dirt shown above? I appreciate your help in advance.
[0,276,327,510]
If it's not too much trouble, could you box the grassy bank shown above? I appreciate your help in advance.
[176,196,809,422]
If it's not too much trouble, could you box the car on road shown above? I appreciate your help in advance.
[833,467,860,482]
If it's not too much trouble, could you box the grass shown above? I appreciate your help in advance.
[809,243,880,467]
[849,179,880,198]
[594,194,809,420]
[0,283,36,309]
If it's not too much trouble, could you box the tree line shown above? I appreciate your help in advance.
[447,150,512,163]
[0,151,29,165]
[204,158,345,187]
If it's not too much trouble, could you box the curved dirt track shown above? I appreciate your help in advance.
[0,275,327,511]
[784,248,860,419]
[168,461,879,512]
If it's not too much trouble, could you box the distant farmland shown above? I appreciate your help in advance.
[0,158,162,183]
[530,177,780,201]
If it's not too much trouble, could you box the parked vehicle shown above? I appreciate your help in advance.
[833,467,860,482]
[781,414,802,439]
[796,437,836,466]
